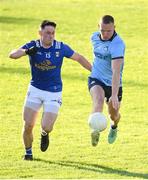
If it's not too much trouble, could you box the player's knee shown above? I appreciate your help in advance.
[42,125,53,133]
[24,123,34,133]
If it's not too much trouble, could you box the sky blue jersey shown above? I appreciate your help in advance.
[90,31,125,86]
[21,40,74,92]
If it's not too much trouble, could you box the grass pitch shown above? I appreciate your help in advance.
[0,0,148,179]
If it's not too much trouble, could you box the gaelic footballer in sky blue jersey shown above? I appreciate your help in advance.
[88,15,126,147]
[21,39,74,92]
[90,31,125,87]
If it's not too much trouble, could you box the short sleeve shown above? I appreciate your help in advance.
[21,40,36,49]
[63,44,74,58]
[110,41,125,60]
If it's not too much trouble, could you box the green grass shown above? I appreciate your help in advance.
[0,0,148,179]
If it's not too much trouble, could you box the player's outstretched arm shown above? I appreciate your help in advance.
[9,48,26,59]
[9,46,38,59]
[70,52,92,72]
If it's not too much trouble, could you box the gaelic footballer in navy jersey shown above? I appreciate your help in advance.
[9,20,92,160]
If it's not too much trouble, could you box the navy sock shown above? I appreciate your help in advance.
[25,147,32,155]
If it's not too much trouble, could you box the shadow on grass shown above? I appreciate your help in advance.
[0,16,40,25]
[34,158,148,179]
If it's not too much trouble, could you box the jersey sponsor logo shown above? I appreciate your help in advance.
[34,60,56,71]
[94,52,110,60]
[45,60,51,65]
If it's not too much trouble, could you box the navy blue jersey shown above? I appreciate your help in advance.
[21,40,74,92]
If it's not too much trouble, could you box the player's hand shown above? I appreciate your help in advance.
[109,96,119,110]
[25,46,38,56]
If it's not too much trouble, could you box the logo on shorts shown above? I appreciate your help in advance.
[51,99,62,106]
[27,92,30,96]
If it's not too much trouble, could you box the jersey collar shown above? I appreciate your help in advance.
[99,31,117,42]
[39,40,54,48]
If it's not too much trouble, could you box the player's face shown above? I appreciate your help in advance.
[40,25,55,46]
[99,22,115,40]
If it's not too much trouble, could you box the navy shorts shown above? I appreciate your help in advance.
[88,77,123,102]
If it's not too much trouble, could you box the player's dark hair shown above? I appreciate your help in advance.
[101,15,114,24]
[40,20,56,29]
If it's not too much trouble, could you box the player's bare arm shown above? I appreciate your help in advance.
[9,48,26,59]
[9,46,38,59]
[70,52,92,72]
[110,58,123,110]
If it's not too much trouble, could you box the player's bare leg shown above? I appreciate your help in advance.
[89,85,105,146]
[40,112,57,152]
[107,101,121,144]
[23,107,38,160]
